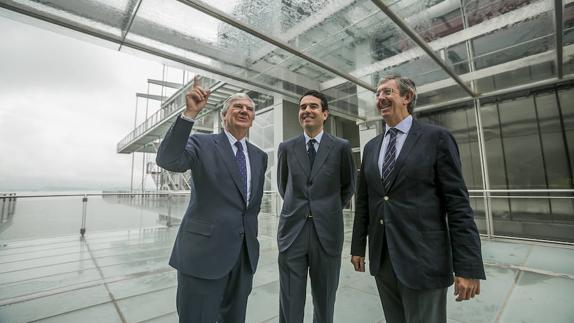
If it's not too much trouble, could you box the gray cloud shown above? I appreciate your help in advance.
[0,16,167,191]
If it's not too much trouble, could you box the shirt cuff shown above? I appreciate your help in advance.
[180,113,195,122]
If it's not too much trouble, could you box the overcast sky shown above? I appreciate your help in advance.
[0,15,173,192]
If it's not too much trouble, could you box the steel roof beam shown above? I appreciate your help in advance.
[177,0,377,92]
[0,2,301,100]
[148,79,183,89]
[370,0,476,98]
[118,0,143,51]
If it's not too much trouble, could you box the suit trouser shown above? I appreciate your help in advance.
[278,218,341,323]
[374,241,447,323]
[176,241,253,323]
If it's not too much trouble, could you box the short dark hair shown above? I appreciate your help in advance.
[378,75,417,114]
[299,90,328,111]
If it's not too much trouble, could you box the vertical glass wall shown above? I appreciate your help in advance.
[417,85,574,242]
[250,104,275,215]
[417,103,487,233]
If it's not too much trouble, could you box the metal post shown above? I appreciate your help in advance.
[80,194,88,237]
[1,194,5,221]
[9,193,16,216]
[166,192,172,227]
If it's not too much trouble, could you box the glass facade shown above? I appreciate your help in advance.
[2,0,573,244]
[417,85,574,242]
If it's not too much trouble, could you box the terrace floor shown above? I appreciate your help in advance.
[1,213,573,323]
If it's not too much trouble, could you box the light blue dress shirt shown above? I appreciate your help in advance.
[378,115,413,177]
[224,129,252,203]
[304,130,324,153]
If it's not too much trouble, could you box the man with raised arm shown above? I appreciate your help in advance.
[156,76,268,323]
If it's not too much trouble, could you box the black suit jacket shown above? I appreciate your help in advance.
[156,117,268,279]
[351,119,485,290]
[277,133,356,256]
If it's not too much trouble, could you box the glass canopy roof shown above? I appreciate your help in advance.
[0,0,571,119]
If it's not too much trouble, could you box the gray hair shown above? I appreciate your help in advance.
[221,93,256,116]
[377,75,417,114]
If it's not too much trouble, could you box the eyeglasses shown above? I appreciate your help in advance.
[376,87,400,97]
[231,103,254,112]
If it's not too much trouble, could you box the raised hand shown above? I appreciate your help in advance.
[184,75,211,119]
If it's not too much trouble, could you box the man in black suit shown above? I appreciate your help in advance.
[350,75,485,323]
[156,76,268,323]
[277,90,356,323]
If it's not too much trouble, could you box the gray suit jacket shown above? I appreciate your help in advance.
[156,117,268,279]
[277,133,356,256]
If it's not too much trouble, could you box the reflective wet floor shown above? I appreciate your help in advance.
[1,214,573,323]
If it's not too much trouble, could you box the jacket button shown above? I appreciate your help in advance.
[379,219,383,224]
[384,196,389,201]
[239,232,244,236]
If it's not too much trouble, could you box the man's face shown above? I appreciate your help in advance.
[223,98,255,131]
[299,95,328,133]
[376,79,410,127]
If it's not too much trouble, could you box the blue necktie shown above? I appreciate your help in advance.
[382,128,399,191]
[234,141,247,198]
[308,139,317,168]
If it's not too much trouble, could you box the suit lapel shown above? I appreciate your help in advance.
[293,135,311,177]
[310,133,333,180]
[213,133,247,203]
[386,120,422,191]
[247,142,262,203]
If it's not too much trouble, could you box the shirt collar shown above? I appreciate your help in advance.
[385,115,413,136]
[224,129,247,148]
[304,130,324,144]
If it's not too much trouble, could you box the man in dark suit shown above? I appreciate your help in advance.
[277,90,356,323]
[156,76,268,323]
[350,75,485,323]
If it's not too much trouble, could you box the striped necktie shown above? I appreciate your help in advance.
[382,128,399,191]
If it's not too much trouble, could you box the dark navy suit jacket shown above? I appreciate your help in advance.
[351,119,485,290]
[156,117,268,279]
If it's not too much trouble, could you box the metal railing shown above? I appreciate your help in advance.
[117,78,219,152]
[1,189,572,244]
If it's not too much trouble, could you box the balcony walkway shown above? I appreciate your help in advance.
[1,213,573,323]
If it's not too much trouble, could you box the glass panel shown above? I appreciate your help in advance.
[1,0,135,37]
[476,61,556,93]
[535,92,572,189]
[480,103,509,189]
[564,0,574,76]
[557,87,574,185]
[565,2,574,46]
[469,7,556,91]
[250,109,275,194]
[0,195,167,240]
[498,96,546,188]
[470,195,487,234]
[417,84,469,107]
[417,104,483,189]
[491,197,574,242]
[387,0,464,42]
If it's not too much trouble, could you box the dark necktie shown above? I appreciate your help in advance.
[234,141,248,197]
[382,128,399,191]
[308,139,317,168]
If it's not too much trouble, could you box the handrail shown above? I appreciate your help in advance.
[117,77,221,152]
[468,189,574,193]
